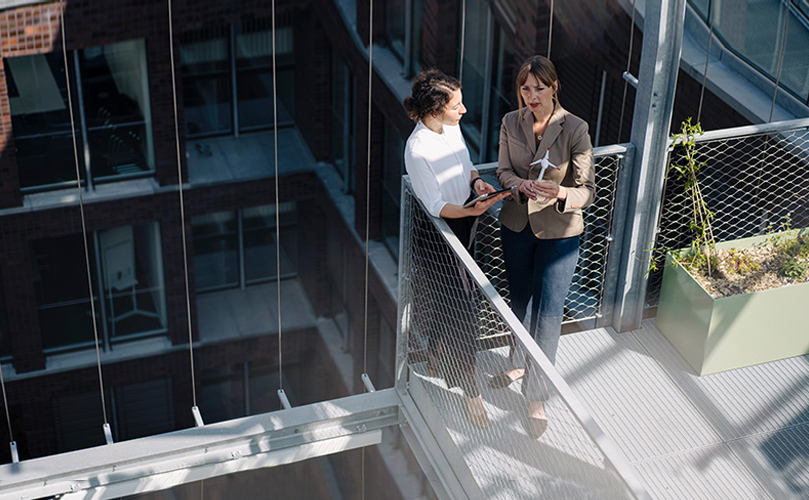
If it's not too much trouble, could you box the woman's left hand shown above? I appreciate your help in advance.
[535,180,567,201]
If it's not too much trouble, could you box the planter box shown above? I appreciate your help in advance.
[656,229,809,375]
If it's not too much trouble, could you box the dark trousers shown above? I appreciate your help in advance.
[501,224,579,401]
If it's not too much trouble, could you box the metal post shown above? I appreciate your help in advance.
[611,0,687,332]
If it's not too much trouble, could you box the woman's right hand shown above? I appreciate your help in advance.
[519,179,539,200]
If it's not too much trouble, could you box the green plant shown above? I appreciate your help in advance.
[669,118,716,275]
[722,249,759,276]
[779,256,809,279]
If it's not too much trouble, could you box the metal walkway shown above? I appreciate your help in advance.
[556,319,809,500]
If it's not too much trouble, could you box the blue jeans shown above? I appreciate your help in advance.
[501,225,580,401]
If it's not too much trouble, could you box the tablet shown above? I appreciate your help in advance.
[463,187,513,208]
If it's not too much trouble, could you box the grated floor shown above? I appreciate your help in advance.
[558,319,809,499]
[411,318,809,499]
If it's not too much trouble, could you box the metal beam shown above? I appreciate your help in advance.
[612,0,687,332]
[0,390,399,500]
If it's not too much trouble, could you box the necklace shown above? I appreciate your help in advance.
[536,134,542,142]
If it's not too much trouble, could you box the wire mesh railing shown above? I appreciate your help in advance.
[396,182,648,499]
[647,118,809,307]
[472,145,628,331]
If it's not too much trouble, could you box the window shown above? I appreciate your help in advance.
[329,51,355,190]
[385,0,407,61]
[181,17,296,139]
[384,0,423,76]
[52,378,174,453]
[0,273,9,359]
[236,17,295,131]
[201,359,280,424]
[32,222,167,352]
[6,40,155,191]
[381,121,405,257]
[179,25,232,136]
[192,202,298,293]
[458,1,516,162]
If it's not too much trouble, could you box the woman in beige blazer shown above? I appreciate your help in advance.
[493,55,595,438]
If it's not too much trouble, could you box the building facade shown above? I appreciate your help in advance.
[1,0,790,497]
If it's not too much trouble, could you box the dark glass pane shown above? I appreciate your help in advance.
[79,40,154,181]
[192,212,239,291]
[237,67,294,129]
[201,363,247,423]
[386,0,406,61]
[32,234,98,350]
[243,203,297,283]
[6,51,85,189]
[330,52,352,182]
[236,20,295,130]
[0,272,9,359]
[88,123,150,180]
[180,28,232,137]
[409,0,424,75]
[100,223,167,340]
[487,24,517,162]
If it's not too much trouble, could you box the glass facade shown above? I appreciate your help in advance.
[6,40,155,190]
[690,0,809,104]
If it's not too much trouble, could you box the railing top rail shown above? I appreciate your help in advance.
[474,143,634,175]
[691,116,809,144]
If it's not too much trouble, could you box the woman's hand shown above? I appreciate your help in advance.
[468,190,511,216]
[535,180,567,201]
[519,179,540,200]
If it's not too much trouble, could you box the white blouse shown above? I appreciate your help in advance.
[404,121,476,218]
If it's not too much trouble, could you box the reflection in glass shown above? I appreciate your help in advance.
[386,0,406,61]
[100,223,167,340]
[201,360,281,424]
[181,27,232,136]
[192,211,239,291]
[487,24,517,161]
[236,18,295,130]
[330,51,353,187]
[381,122,405,256]
[458,0,490,159]
[80,40,155,181]
[0,272,10,359]
[6,52,84,189]
[707,0,809,104]
[243,203,298,283]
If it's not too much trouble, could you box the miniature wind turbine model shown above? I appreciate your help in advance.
[526,147,559,181]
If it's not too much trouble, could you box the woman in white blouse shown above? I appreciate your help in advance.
[403,69,509,429]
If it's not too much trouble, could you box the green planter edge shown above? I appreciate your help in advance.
[656,228,809,375]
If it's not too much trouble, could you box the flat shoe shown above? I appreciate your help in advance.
[524,415,548,439]
[488,371,523,388]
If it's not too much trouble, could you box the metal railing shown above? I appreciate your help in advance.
[470,144,630,330]
[395,180,649,499]
[647,117,809,306]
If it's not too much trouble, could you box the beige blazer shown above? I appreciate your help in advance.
[496,105,595,239]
